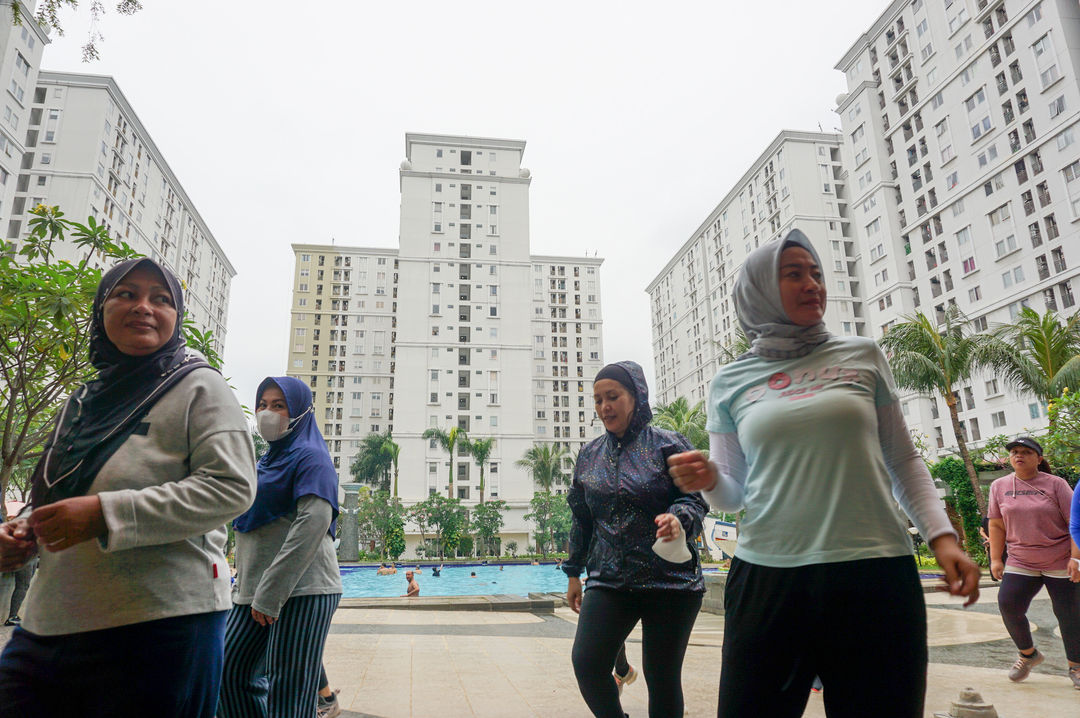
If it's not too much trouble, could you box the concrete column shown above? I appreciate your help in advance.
[338,482,361,562]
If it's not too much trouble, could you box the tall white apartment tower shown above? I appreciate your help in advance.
[0,2,48,239]
[7,70,236,347]
[836,0,1080,452]
[288,134,605,555]
[648,131,866,407]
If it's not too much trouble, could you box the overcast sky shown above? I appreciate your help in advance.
[41,0,893,406]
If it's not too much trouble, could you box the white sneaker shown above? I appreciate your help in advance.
[614,665,637,695]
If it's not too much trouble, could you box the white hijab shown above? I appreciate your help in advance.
[733,228,832,361]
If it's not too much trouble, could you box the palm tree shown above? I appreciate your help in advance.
[652,397,709,451]
[879,306,987,513]
[975,307,1080,432]
[422,426,467,499]
[350,431,393,492]
[381,435,401,498]
[516,443,568,491]
[465,436,495,504]
[715,326,751,365]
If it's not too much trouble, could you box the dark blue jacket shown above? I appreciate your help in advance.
[563,361,707,592]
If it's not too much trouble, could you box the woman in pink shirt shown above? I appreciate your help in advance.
[987,436,1080,689]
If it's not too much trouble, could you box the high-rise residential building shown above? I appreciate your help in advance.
[0,2,49,236]
[9,70,235,346]
[835,0,1080,452]
[287,133,604,555]
[647,131,866,407]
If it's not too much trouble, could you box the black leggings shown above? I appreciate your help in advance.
[571,587,701,718]
[998,572,1080,663]
[717,556,927,718]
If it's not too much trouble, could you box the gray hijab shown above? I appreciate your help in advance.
[733,228,832,361]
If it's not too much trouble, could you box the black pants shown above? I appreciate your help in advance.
[998,572,1080,662]
[571,587,701,718]
[717,556,927,718]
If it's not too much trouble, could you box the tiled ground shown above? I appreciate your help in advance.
[325,586,1080,717]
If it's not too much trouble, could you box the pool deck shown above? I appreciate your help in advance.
[1,584,1077,716]
[316,584,1079,718]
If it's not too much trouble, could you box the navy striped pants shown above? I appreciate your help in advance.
[218,593,340,718]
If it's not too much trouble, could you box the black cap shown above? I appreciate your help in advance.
[1005,436,1043,455]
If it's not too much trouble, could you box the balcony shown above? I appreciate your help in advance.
[1023,120,1036,143]
[1031,150,1044,174]
[1009,61,1022,84]
[1009,130,1021,153]
[1037,183,1051,207]
[1022,191,1035,215]
[982,18,994,39]
[1017,90,1029,113]
[996,73,1008,95]
[1015,161,1028,184]
[1002,101,1015,124]
[989,44,1002,67]
[1037,257,1050,280]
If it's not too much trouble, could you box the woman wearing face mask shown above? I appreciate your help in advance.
[667,229,980,717]
[987,437,1080,688]
[564,360,709,718]
[218,377,343,718]
[0,258,256,718]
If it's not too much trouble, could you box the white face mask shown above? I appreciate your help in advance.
[256,409,291,442]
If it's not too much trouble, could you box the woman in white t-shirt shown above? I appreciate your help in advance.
[668,229,980,718]
[987,436,1080,688]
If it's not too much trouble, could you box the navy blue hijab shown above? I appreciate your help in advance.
[233,376,339,536]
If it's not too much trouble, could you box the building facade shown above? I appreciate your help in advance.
[0,1,49,242]
[835,0,1080,452]
[647,131,867,407]
[288,133,604,555]
[9,70,235,346]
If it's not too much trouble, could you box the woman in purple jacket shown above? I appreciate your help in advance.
[564,361,708,718]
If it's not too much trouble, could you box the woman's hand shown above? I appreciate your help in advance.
[28,496,107,552]
[990,559,1005,581]
[1068,558,1080,583]
[250,607,277,626]
[930,534,981,607]
[654,513,682,542]
[666,451,717,493]
[0,518,37,571]
[566,577,583,614]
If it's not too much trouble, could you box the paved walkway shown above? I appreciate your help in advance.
[0,586,1076,716]
[324,586,1080,717]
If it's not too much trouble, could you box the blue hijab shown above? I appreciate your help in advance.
[233,376,339,536]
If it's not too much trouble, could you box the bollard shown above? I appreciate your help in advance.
[932,687,998,718]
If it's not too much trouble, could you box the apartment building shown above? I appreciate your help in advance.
[9,70,235,347]
[647,131,866,407]
[835,0,1080,451]
[288,133,604,555]
[0,2,48,238]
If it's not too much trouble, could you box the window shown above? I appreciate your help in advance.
[986,378,1000,396]
[988,203,1010,226]
[1049,95,1066,119]
[1057,127,1076,152]
[991,411,1007,428]
[962,256,977,274]
[946,171,959,190]
[965,88,991,140]
[1032,33,1060,89]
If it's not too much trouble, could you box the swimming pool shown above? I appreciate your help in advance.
[340,563,572,598]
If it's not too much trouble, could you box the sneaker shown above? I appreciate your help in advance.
[1069,667,1080,690]
[1008,651,1044,682]
[614,665,637,695]
[317,689,341,718]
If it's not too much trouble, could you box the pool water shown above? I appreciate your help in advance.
[340,563,572,598]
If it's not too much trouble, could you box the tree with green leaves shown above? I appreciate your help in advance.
[464,436,494,503]
[504,540,518,557]
[524,491,569,557]
[411,494,468,559]
[355,489,406,560]
[975,307,1080,433]
[470,499,506,556]
[931,456,984,562]
[383,435,401,497]
[422,426,467,499]
[879,307,987,513]
[652,397,709,451]
[0,206,143,516]
[1044,389,1080,488]
[516,443,568,492]
[350,431,393,492]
